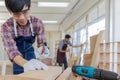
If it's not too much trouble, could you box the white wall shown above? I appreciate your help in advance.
[44,24,60,31]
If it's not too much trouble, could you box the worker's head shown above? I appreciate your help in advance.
[5,0,31,26]
[65,34,71,41]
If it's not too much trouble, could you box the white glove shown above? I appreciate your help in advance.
[38,46,50,58]
[23,59,48,72]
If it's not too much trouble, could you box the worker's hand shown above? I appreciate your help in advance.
[23,59,48,72]
[66,49,70,52]
[37,46,50,58]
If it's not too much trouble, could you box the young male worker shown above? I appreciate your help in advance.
[57,34,80,69]
[1,0,48,74]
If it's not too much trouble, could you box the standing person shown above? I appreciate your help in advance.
[57,34,72,69]
[1,0,48,74]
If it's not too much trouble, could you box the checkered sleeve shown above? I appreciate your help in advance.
[1,24,22,62]
[36,19,46,47]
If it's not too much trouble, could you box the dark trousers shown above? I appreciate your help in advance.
[58,60,68,69]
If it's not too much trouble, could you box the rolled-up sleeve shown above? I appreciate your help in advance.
[1,24,22,62]
[58,40,64,50]
[68,41,72,46]
[36,19,46,47]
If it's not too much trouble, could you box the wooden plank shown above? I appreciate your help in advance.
[1,61,6,75]
[0,66,62,80]
[90,34,98,54]
[56,67,71,80]
[98,63,110,70]
[99,53,110,63]
[0,75,39,80]
[56,67,83,80]
[118,53,120,62]
[118,64,120,74]
[18,66,62,80]
[70,76,83,80]
[91,30,104,67]
[83,54,92,66]
[0,60,12,75]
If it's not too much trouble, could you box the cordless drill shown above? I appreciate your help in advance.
[72,65,120,80]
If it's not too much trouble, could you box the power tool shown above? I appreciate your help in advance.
[72,65,120,80]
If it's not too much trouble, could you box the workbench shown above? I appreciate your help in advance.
[0,66,62,80]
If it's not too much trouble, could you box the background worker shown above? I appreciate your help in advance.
[57,34,79,69]
[1,0,48,74]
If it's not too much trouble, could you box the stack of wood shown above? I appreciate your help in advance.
[98,42,120,73]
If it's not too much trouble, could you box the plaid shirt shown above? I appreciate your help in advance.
[1,16,46,61]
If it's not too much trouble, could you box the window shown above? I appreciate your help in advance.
[72,29,80,56]
[66,0,105,65]
[88,17,105,37]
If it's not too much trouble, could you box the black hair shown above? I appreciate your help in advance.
[65,34,71,39]
[5,0,31,13]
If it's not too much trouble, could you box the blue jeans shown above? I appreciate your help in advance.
[58,60,68,69]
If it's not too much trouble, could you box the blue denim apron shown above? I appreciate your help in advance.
[13,18,36,74]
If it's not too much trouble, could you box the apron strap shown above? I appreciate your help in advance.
[28,18,34,36]
[13,17,35,37]
[13,19,18,37]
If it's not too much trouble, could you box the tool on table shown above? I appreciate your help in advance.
[72,65,120,80]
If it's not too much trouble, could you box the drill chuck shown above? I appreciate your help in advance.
[94,68,119,80]
[72,65,120,80]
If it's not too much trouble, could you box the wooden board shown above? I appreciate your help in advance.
[56,67,83,80]
[18,66,62,80]
[91,31,104,67]
[0,66,62,80]
[0,60,12,75]
[83,54,92,66]
[0,75,39,80]
[56,67,71,80]
[90,34,98,54]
